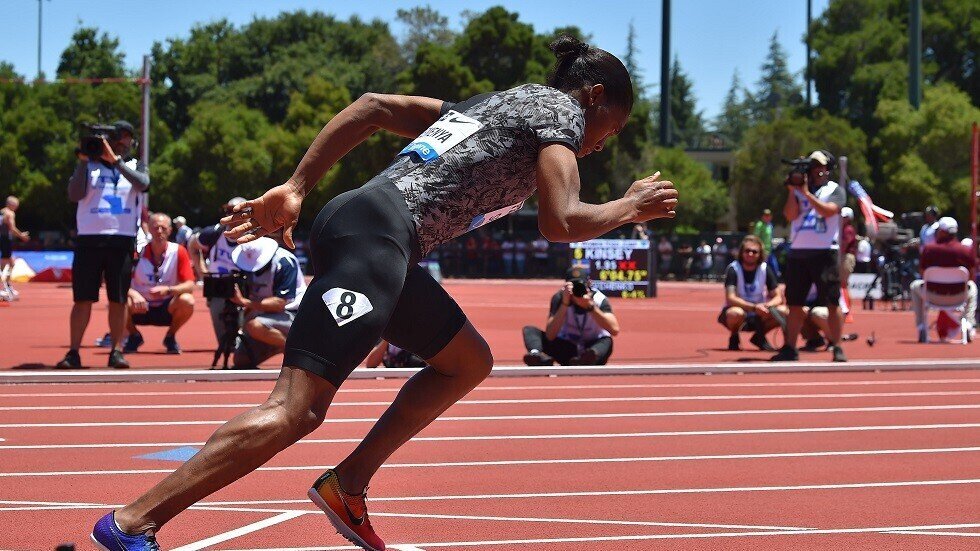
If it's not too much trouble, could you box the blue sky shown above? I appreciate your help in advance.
[1,0,830,120]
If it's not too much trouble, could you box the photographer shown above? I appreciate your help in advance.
[57,120,149,369]
[226,237,307,368]
[124,213,196,354]
[771,150,847,363]
[189,197,248,342]
[522,267,619,366]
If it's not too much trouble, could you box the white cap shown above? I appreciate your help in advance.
[961,238,974,248]
[936,216,958,234]
[227,197,247,208]
[840,207,854,219]
[173,216,186,225]
[231,237,278,273]
[807,150,832,167]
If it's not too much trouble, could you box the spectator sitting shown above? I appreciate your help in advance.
[911,216,976,342]
[124,213,196,354]
[523,267,619,366]
[228,237,307,368]
[720,235,786,351]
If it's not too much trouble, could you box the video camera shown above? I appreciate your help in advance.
[781,157,811,187]
[202,272,250,300]
[78,123,121,158]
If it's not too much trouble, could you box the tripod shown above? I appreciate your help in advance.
[211,302,255,369]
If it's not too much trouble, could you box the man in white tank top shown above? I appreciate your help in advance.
[0,196,30,301]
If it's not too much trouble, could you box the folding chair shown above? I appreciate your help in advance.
[922,266,972,344]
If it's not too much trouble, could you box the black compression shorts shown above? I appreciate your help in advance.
[282,177,467,388]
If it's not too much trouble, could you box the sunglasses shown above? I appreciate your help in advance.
[743,249,761,255]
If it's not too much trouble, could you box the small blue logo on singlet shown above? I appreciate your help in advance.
[400,142,438,162]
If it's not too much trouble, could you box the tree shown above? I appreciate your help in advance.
[454,7,552,89]
[668,59,705,148]
[624,20,643,91]
[56,27,126,79]
[396,6,456,61]
[873,83,980,218]
[397,42,491,101]
[750,32,802,122]
[637,147,728,231]
[714,70,753,145]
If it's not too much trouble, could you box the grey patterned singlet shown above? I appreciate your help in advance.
[379,84,586,255]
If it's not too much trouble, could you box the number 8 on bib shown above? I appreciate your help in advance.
[322,287,373,326]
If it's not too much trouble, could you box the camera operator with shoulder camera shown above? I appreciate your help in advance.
[57,120,149,369]
[189,197,249,343]
[771,150,847,363]
[523,267,619,366]
[225,237,307,368]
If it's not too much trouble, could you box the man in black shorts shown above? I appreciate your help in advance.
[94,36,679,551]
[771,150,847,362]
[58,121,149,369]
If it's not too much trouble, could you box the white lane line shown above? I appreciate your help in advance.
[369,511,812,531]
[5,390,979,412]
[390,547,428,551]
[215,523,980,549]
[2,378,978,398]
[201,478,980,505]
[891,530,980,537]
[4,423,978,451]
[4,403,980,429]
[1,447,978,477]
[171,511,306,551]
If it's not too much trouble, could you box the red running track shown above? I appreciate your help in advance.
[1,370,979,550]
[2,279,978,370]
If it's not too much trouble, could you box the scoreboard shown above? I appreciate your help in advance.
[569,239,655,298]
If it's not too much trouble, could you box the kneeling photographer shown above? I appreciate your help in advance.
[225,237,306,368]
[523,267,619,366]
[772,150,847,363]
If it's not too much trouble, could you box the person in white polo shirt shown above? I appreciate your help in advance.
[772,149,847,363]
[124,213,196,354]
[58,120,149,369]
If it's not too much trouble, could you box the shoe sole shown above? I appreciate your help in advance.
[307,487,381,551]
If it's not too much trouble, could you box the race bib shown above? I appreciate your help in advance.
[322,287,373,327]
[468,200,525,231]
[399,110,483,162]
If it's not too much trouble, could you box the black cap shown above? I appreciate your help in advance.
[113,120,136,136]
